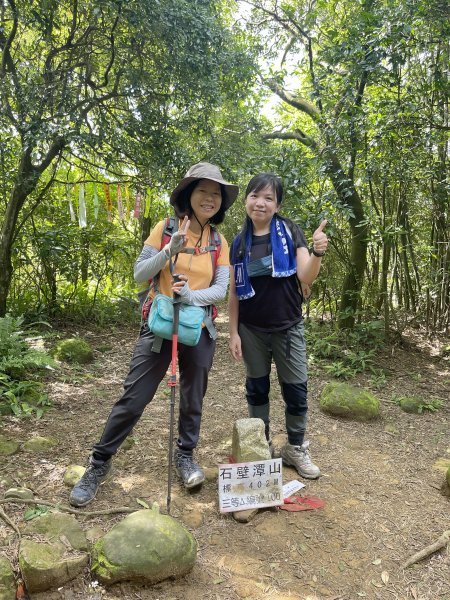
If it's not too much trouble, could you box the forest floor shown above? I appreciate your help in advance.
[1,312,450,600]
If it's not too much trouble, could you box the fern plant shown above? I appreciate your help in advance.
[0,315,55,417]
[0,315,56,378]
[305,318,385,381]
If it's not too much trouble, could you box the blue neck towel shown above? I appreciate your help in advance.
[231,216,297,300]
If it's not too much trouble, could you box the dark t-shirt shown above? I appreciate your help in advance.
[234,227,308,332]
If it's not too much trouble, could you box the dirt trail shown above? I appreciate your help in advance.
[1,315,449,600]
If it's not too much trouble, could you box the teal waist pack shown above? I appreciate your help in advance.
[148,294,205,347]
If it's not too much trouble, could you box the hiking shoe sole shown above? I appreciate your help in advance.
[281,456,321,479]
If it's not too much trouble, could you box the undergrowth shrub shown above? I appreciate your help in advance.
[0,315,55,418]
[305,318,385,380]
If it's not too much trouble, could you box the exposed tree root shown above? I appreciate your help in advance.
[0,507,21,537]
[0,496,139,534]
[402,530,450,569]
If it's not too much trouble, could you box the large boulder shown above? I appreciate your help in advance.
[91,507,196,585]
[232,418,271,463]
[0,556,15,600]
[319,382,380,421]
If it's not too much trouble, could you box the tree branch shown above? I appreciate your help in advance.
[62,150,134,181]
[102,7,122,88]
[44,26,96,87]
[263,129,318,149]
[33,136,66,174]
[307,37,322,113]
[243,0,310,40]
[13,152,63,242]
[0,506,21,537]
[74,79,124,117]
[264,79,320,121]
[0,0,18,74]
[242,0,300,39]
[0,0,23,126]
[281,37,295,67]
[43,0,81,76]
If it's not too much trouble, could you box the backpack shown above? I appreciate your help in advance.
[141,216,222,322]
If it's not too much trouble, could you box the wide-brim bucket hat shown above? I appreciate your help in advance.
[170,162,239,211]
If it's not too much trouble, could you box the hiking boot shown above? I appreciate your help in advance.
[69,459,112,507]
[175,452,205,489]
[280,441,321,479]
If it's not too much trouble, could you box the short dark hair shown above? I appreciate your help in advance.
[173,180,227,224]
[236,173,302,258]
[244,173,283,205]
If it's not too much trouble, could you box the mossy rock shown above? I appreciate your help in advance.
[63,465,86,487]
[0,476,15,490]
[22,513,88,551]
[446,466,450,488]
[0,435,20,456]
[0,556,15,600]
[23,436,58,453]
[398,396,423,414]
[91,508,197,585]
[5,487,34,501]
[19,539,88,593]
[97,344,113,353]
[53,338,93,364]
[319,382,380,421]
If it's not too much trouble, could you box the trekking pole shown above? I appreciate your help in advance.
[167,271,181,515]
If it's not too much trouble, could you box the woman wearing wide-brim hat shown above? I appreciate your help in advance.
[70,163,238,507]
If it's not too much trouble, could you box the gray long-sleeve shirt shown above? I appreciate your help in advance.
[134,244,229,306]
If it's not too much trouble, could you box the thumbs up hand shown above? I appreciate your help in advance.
[312,219,328,257]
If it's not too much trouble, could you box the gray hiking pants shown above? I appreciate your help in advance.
[92,323,215,463]
[239,321,308,446]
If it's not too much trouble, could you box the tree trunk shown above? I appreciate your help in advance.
[322,148,368,329]
[0,138,65,317]
[397,188,416,312]
[0,154,38,316]
[378,237,391,336]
